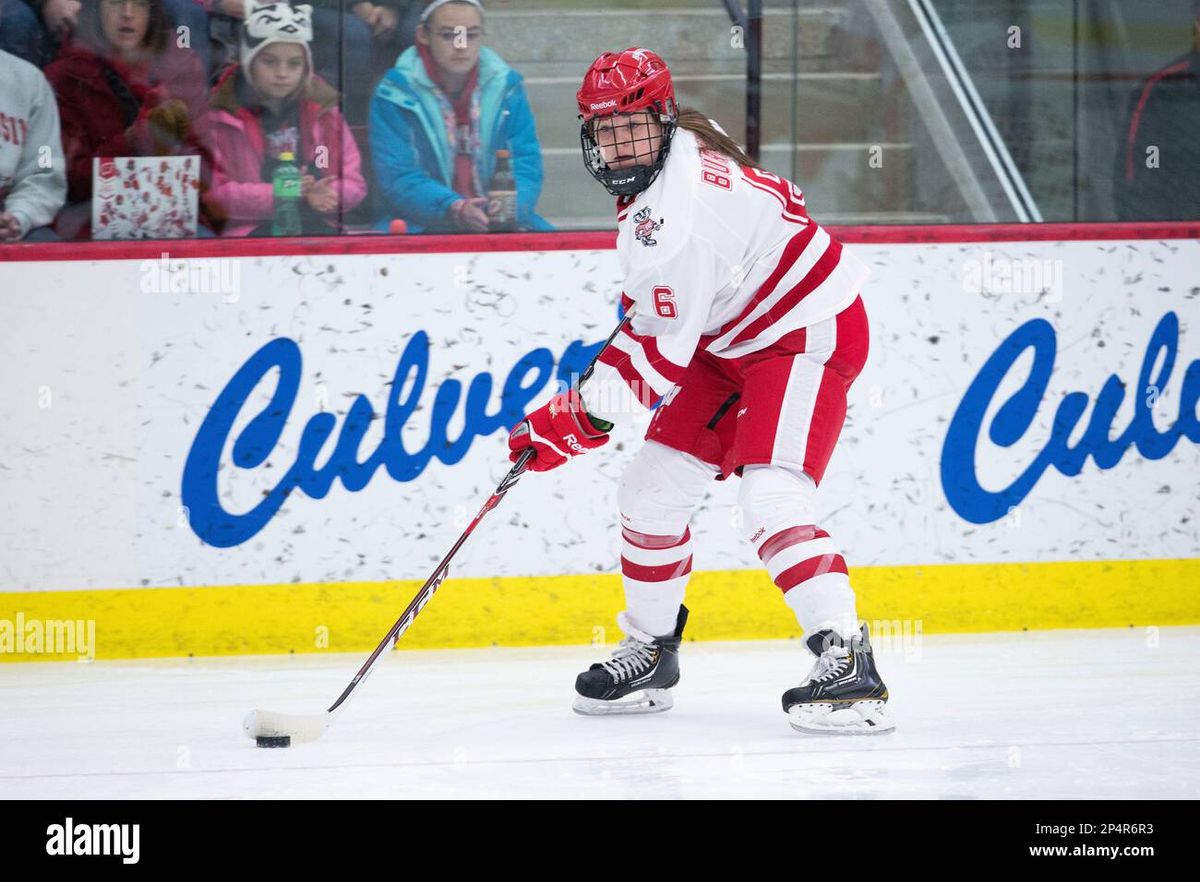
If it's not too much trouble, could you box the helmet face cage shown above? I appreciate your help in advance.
[580,100,678,197]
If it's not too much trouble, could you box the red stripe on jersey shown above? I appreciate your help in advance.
[598,345,642,382]
[776,554,848,593]
[757,525,830,563]
[639,332,688,385]
[621,555,694,583]
[742,167,809,222]
[622,526,691,549]
[743,179,808,223]
[729,239,843,347]
[607,325,684,398]
[620,293,634,314]
[702,222,820,347]
[598,345,656,403]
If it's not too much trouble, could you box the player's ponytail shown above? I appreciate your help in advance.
[674,108,763,171]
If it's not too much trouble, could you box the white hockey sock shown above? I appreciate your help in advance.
[782,571,860,639]
[620,526,692,637]
[737,466,859,640]
[756,525,859,639]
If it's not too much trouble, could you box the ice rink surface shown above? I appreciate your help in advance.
[3,627,1198,800]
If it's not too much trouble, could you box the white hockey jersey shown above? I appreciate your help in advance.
[583,127,870,425]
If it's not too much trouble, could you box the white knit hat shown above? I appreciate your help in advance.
[241,2,314,76]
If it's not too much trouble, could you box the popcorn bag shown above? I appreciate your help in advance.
[92,156,200,240]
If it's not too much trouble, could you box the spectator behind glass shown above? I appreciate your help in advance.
[0,48,67,240]
[206,0,420,125]
[0,0,55,67]
[306,0,422,123]
[45,0,216,238]
[203,1,366,236]
[0,0,212,76]
[370,0,550,233]
[1114,0,1200,221]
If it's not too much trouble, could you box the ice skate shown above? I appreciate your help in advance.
[572,606,687,715]
[782,623,895,735]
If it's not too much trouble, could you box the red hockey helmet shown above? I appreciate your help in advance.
[577,48,679,196]
[577,48,677,120]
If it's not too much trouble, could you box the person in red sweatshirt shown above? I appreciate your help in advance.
[44,0,214,238]
[203,1,366,237]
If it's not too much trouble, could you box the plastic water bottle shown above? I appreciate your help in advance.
[487,149,517,232]
[272,152,302,237]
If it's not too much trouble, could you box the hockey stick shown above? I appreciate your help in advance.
[244,312,632,746]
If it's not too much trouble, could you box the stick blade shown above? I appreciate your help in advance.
[243,709,330,744]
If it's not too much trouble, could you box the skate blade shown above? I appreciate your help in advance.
[572,688,674,716]
[787,700,895,735]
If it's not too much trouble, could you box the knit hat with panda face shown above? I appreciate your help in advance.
[241,2,314,78]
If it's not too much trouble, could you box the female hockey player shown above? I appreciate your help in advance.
[506,48,893,735]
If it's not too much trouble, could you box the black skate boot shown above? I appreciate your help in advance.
[782,623,894,735]
[572,606,688,715]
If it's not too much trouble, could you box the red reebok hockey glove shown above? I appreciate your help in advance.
[508,390,610,472]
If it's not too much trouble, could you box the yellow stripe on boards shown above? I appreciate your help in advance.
[0,558,1196,662]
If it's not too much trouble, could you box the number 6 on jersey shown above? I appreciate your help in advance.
[653,286,677,319]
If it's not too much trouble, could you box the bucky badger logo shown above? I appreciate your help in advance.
[633,206,664,247]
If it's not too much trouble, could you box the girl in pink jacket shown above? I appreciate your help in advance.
[204,2,366,237]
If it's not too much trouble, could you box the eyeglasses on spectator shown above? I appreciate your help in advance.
[432,27,485,44]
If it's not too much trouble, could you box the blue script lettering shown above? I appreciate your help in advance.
[182,331,598,547]
[941,312,1199,524]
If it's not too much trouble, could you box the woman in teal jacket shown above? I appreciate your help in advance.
[369,0,550,233]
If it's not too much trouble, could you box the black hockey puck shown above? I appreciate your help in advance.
[256,735,291,748]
